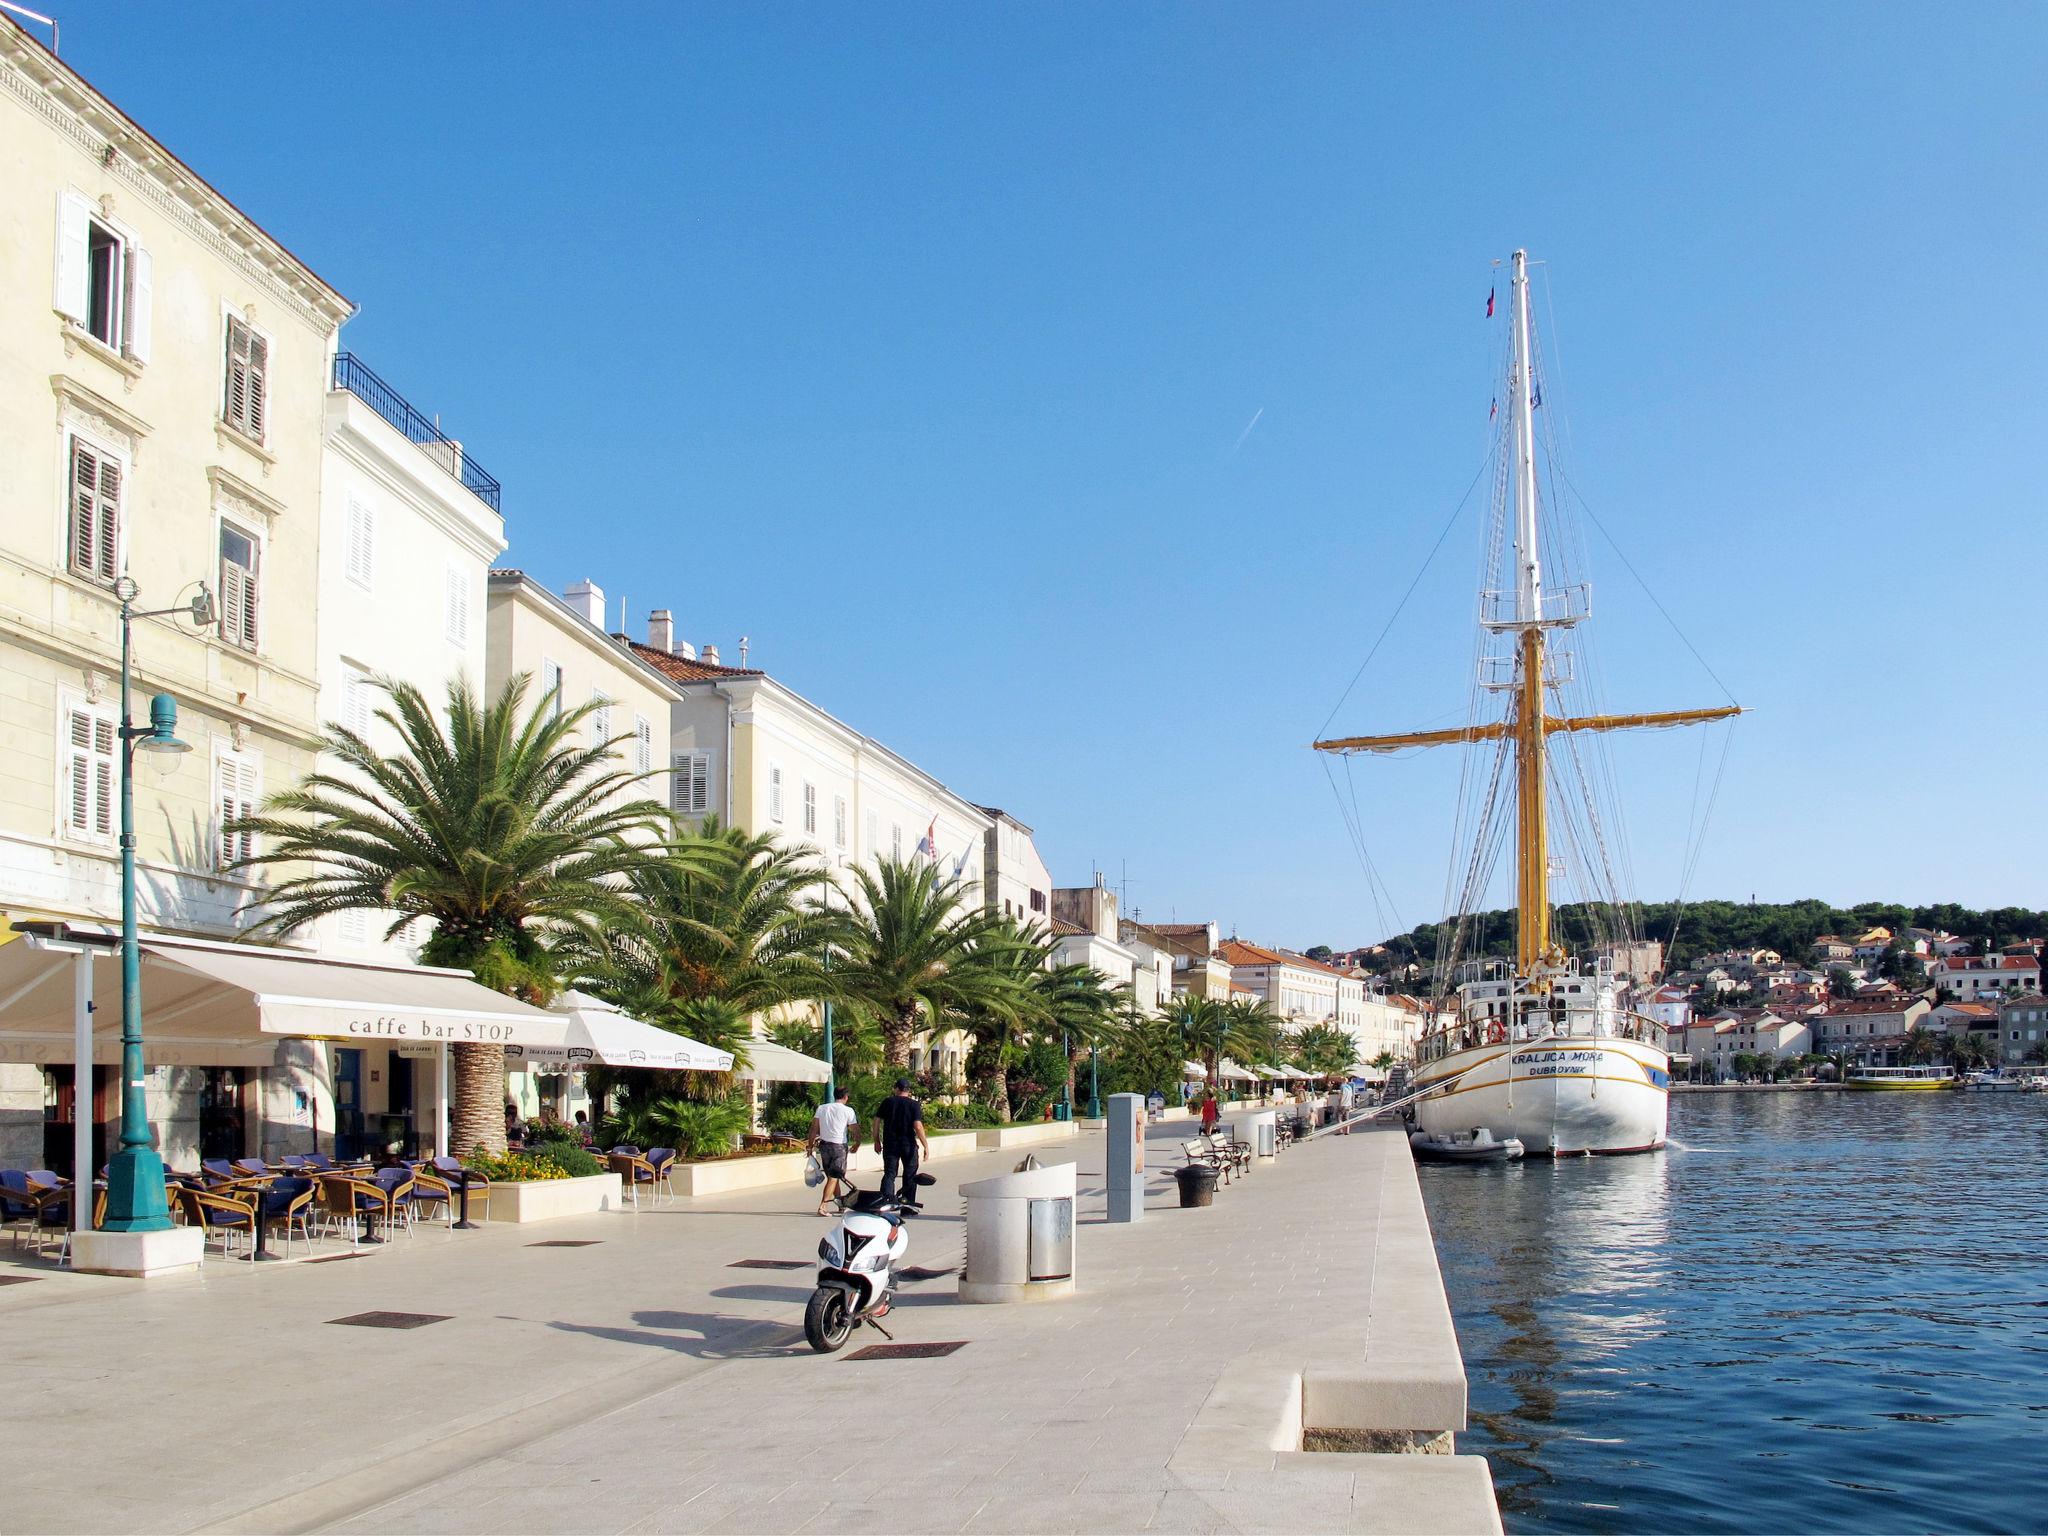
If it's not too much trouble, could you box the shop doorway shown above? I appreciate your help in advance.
[198,1068,246,1160]
[334,1048,365,1159]
[40,1065,110,1178]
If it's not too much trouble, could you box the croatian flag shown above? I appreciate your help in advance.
[1486,287,1495,318]
[915,818,937,860]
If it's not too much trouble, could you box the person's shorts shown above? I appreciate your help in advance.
[819,1142,848,1179]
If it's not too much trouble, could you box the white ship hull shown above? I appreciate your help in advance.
[1411,1034,1669,1156]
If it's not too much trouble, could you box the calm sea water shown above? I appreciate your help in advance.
[1418,1091,2048,1534]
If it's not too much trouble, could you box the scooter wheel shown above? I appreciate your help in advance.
[805,1287,855,1353]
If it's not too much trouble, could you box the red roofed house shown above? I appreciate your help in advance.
[1933,953,2041,1002]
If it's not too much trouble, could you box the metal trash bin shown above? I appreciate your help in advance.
[959,1158,1077,1303]
[1174,1165,1219,1208]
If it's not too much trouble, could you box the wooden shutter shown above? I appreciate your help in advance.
[219,529,259,651]
[346,499,374,587]
[53,193,90,322]
[590,693,611,748]
[217,755,258,869]
[225,318,267,439]
[672,752,709,814]
[634,715,653,774]
[126,244,153,363]
[65,706,115,839]
[69,440,119,583]
[444,566,469,645]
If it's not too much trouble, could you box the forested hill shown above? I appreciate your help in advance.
[1335,900,2048,975]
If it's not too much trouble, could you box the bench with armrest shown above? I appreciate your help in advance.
[1203,1129,1252,1176]
[1180,1139,1235,1185]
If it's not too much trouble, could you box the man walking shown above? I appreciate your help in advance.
[807,1084,859,1217]
[873,1078,929,1210]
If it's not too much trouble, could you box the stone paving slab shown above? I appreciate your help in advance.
[0,1122,1497,1534]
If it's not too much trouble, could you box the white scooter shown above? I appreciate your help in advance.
[805,1173,932,1353]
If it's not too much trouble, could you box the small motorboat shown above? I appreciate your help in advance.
[1962,1071,2026,1093]
[1410,1126,1526,1162]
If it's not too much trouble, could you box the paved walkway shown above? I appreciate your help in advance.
[0,1123,1497,1534]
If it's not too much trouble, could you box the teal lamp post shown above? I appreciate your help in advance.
[1086,1044,1101,1120]
[101,577,214,1233]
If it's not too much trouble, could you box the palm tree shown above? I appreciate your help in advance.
[1035,961,1127,1109]
[1161,994,1224,1100]
[1900,1027,1942,1066]
[1292,1022,1355,1081]
[1946,1030,1993,1072]
[959,923,1056,1122]
[834,858,1026,1068]
[563,818,847,1036]
[229,673,668,1156]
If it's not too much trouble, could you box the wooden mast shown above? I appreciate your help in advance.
[1314,249,1739,982]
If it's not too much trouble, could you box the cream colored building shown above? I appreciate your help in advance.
[0,24,353,1169]
[979,806,1051,926]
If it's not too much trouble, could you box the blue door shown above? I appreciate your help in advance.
[334,1049,365,1159]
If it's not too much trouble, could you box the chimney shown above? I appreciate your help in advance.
[701,643,721,666]
[647,608,674,654]
[675,639,697,661]
[564,579,605,628]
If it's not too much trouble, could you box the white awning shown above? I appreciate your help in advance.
[733,1039,832,1084]
[1219,1058,1259,1081]
[0,925,568,1065]
[504,991,733,1072]
[1182,1059,1208,1078]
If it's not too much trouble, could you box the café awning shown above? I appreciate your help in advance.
[0,925,569,1065]
[733,1039,832,1084]
[503,991,733,1072]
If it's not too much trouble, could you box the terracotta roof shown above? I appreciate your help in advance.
[1820,997,1923,1016]
[1144,923,1214,939]
[1935,955,2036,972]
[625,637,763,683]
[1216,939,1346,976]
[1048,917,1089,938]
[1938,1002,1996,1016]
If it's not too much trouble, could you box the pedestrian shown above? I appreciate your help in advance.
[873,1077,929,1209]
[1199,1091,1220,1134]
[503,1099,523,1147]
[808,1084,860,1217]
[572,1109,590,1145]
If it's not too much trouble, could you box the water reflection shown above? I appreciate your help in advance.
[1420,1093,2048,1534]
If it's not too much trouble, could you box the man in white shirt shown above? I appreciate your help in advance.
[808,1085,860,1216]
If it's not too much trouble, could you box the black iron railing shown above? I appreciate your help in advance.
[331,352,502,513]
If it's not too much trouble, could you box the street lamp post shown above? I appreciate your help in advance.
[1087,1043,1101,1120]
[101,578,214,1233]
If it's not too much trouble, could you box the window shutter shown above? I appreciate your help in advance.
[246,330,268,439]
[634,715,653,774]
[834,795,848,848]
[217,756,259,869]
[69,441,119,583]
[671,752,710,814]
[444,566,469,645]
[341,666,371,736]
[346,500,374,587]
[225,319,251,434]
[126,245,153,363]
[54,193,90,322]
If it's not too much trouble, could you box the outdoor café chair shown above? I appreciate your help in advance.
[427,1157,488,1223]
[1180,1140,1233,1186]
[199,1159,239,1185]
[259,1176,317,1256]
[318,1174,398,1248]
[608,1151,658,1206]
[178,1185,256,1261]
[373,1166,418,1236]
[645,1147,678,1202]
[409,1164,455,1226]
[231,1158,271,1179]
[0,1170,68,1251]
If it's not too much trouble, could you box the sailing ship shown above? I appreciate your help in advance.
[1316,250,1738,1156]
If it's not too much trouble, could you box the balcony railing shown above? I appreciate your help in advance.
[331,352,502,513]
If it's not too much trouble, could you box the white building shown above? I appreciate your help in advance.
[978,806,1051,926]
[1219,939,1342,1025]
[317,355,506,961]
[1933,954,2041,1001]
[0,24,352,1170]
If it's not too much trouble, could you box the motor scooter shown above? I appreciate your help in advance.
[805,1173,933,1353]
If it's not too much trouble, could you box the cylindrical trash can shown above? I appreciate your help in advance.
[959,1159,1078,1303]
[1174,1165,1219,1208]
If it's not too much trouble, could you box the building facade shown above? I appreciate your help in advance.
[0,29,352,1168]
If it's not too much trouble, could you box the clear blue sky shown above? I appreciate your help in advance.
[59,2,2047,944]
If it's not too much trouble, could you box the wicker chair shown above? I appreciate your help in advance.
[178,1185,256,1260]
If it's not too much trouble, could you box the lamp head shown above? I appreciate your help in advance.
[113,575,139,604]
[188,584,217,629]
[138,693,190,756]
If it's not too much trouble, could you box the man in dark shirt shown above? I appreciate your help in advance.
[873,1078,930,1209]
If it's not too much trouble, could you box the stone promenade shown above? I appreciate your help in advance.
[0,1122,1498,1534]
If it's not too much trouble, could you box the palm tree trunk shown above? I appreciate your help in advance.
[452,1041,507,1157]
[885,1001,918,1068]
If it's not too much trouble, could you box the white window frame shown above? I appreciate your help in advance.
[213,743,262,873]
[221,310,272,444]
[892,823,903,861]
[55,194,151,363]
[802,781,817,836]
[64,431,125,587]
[539,657,564,720]
[768,763,784,823]
[834,794,848,849]
[57,689,117,845]
[345,496,374,590]
[632,713,653,775]
[444,563,470,647]
[672,750,711,815]
[216,514,263,653]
